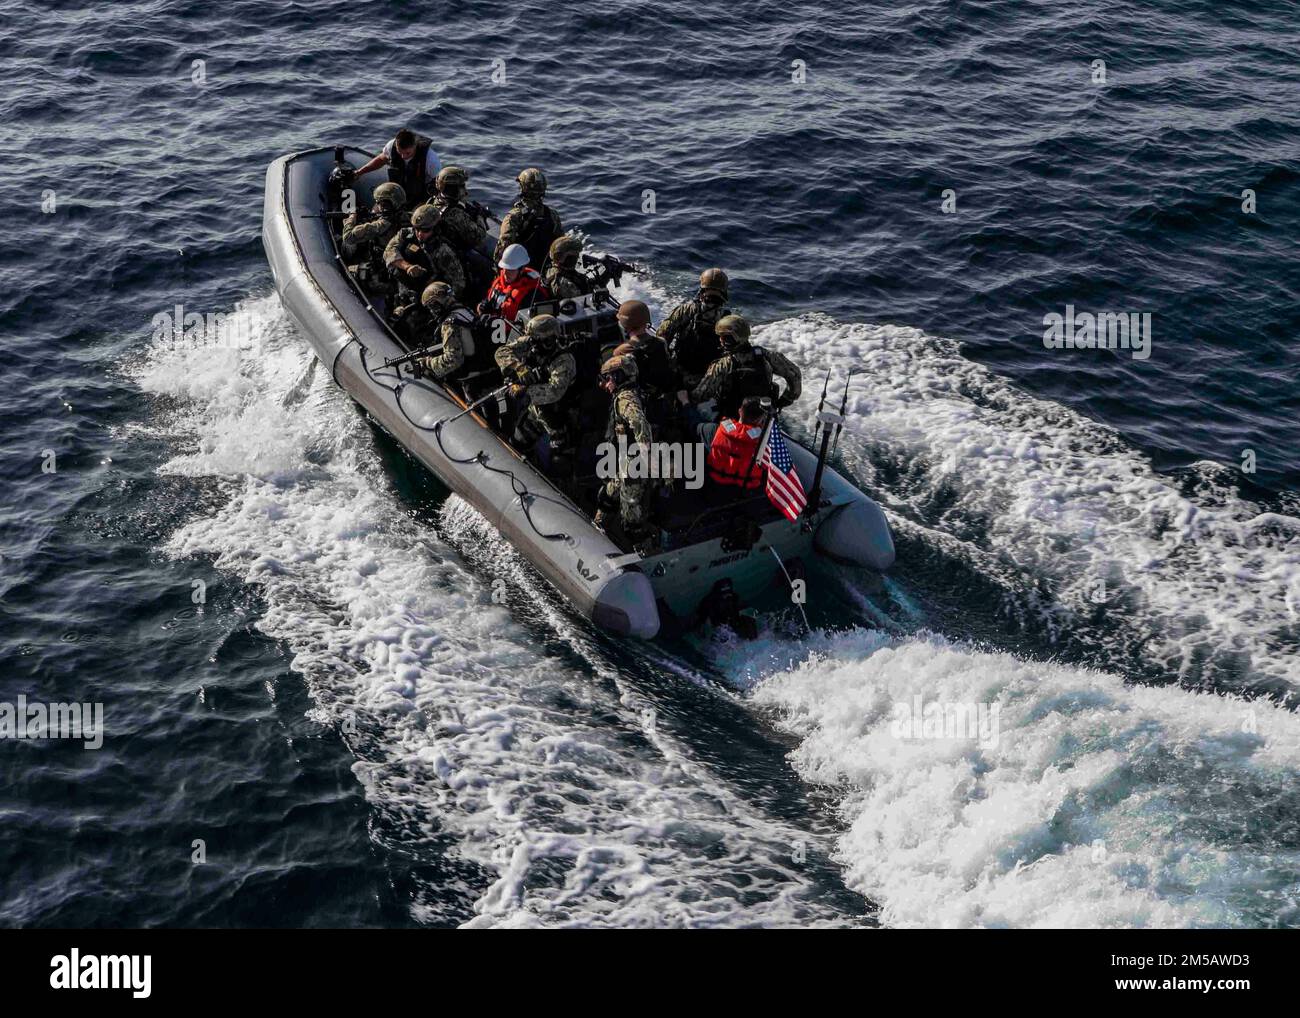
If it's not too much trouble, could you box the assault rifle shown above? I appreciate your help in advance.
[578,252,645,286]
[383,342,444,371]
[464,199,497,225]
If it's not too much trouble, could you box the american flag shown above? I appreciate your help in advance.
[759,423,807,520]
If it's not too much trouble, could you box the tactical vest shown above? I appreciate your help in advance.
[435,199,492,287]
[674,299,730,378]
[620,334,674,396]
[707,418,765,489]
[715,346,776,420]
[526,343,580,438]
[349,213,400,293]
[387,134,434,205]
[509,200,558,269]
[441,306,494,379]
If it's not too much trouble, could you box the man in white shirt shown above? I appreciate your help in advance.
[353,128,442,208]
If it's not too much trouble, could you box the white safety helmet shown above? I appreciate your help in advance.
[498,243,530,270]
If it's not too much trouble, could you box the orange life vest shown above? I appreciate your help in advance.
[707,418,765,488]
[487,267,549,321]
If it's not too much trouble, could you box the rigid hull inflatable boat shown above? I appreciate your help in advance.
[261,146,894,639]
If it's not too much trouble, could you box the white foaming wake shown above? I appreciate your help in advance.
[130,293,857,927]
[730,628,1300,929]
[756,315,1300,694]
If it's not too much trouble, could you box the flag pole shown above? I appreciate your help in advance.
[741,400,776,485]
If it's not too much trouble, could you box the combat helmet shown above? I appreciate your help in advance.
[714,313,751,349]
[549,234,583,267]
[411,204,443,230]
[373,182,407,212]
[421,281,455,310]
[436,165,468,198]
[600,354,638,387]
[525,313,561,348]
[616,299,651,333]
[517,167,548,198]
[699,268,729,300]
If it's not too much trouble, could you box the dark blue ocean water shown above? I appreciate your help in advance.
[1,0,1298,928]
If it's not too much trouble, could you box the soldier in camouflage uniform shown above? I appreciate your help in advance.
[430,166,493,301]
[543,234,595,299]
[660,268,732,390]
[430,167,488,251]
[494,168,563,269]
[383,203,467,307]
[341,182,408,304]
[690,314,802,421]
[388,282,482,385]
[596,354,657,549]
[494,314,578,472]
[611,299,682,442]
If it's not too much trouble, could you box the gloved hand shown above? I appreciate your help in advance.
[406,264,428,280]
[508,383,530,406]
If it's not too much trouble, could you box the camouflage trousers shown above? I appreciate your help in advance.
[602,477,654,533]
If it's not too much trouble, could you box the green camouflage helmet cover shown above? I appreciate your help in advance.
[421,281,454,310]
[373,182,407,210]
[517,167,547,197]
[525,313,561,343]
[600,354,638,384]
[436,165,468,196]
[714,313,751,344]
[410,203,442,229]
[549,234,583,265]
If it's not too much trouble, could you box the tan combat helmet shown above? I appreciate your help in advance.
[699,267,729,300]
[421,281,455,310]
[600,354,638,385]
[549,234,583,267]
[411,204,443,229]
[714,313,751,349]
[436,165,468,198]
[373,182,407,211]
[525,313,561,346]
[616,299,651,333]
[517,167,548,198]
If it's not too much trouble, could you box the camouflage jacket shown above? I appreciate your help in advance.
[431,195,488,254]
[494,199,563,264]
[342,207,406,261]
[544,264,595,300]
[494,338,576,407]
[383,227,467,299]
[418,308,477,380]
[690,342,802,406]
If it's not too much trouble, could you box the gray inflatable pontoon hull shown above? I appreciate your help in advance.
[262,146,893,639]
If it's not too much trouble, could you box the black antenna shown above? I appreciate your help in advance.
[804,369,855,516]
